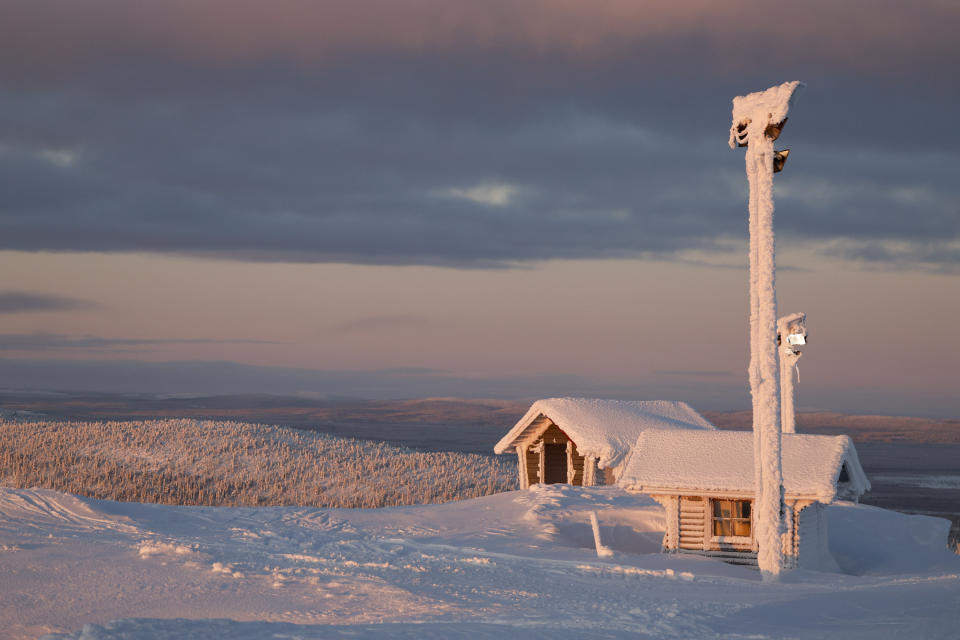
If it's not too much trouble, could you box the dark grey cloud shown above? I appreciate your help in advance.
[0,2,956,271]
[821,240,960,275]
[0,333,278,352]
[0,291,100,313]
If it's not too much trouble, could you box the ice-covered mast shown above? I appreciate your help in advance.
[729,80,804,579]
[778,312,807,434]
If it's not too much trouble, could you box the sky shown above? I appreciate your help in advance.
[0,1,957,416]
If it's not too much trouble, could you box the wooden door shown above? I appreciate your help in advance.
[543,444,568,484]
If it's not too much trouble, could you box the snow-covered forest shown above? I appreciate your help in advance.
[0,418,516,507]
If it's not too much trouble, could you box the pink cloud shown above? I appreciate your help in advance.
[1,0,956,75]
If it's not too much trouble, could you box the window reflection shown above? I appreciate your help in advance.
[712,499,751,537]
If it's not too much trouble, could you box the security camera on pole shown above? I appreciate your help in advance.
[778,312,807,435]
[729,80,803,579]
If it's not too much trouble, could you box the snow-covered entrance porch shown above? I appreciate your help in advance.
[494,398,716,490]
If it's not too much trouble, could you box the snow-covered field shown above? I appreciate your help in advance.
[2,485,957,639]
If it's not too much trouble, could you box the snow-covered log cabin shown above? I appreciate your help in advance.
[493,398,715,489]
[618,430,870,568]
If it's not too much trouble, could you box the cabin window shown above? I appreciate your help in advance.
[712,499,752,538]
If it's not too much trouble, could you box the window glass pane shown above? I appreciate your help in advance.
[713,500,731,518]
[732,519,751,537]
[734,500,748,518]
[713,499,752,538]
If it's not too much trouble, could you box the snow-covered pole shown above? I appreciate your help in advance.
[729,81,803,579]
[778,312,807,434]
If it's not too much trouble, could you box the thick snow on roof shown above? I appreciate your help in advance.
[619,429,870,502]
[494,398,715,468]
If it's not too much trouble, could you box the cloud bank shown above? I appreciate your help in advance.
[0,291,100,313]
[0,333,278,351]
[0,1,957,269]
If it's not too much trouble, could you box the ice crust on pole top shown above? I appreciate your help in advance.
[729,80,803,579]
[728,81,804,150]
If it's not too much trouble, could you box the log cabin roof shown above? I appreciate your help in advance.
[494,398,715,469]
[618,429,870,502]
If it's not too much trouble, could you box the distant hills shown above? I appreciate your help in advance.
[1,390,956,444]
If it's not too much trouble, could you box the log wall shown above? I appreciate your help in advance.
[525,449,540,488]
[678,496,706,551]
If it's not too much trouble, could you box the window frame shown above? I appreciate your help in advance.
[709,498,754,546]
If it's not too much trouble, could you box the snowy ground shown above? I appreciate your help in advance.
[1,485,957,639]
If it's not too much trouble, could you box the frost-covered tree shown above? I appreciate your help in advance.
[0,418,516,507]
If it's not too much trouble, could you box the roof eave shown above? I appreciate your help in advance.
[492,407,546,454]
[622,484,832,503]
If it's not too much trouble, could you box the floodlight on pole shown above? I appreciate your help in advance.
[729,80,804,579]
[773,150,790,173]
[778,312,807,435]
